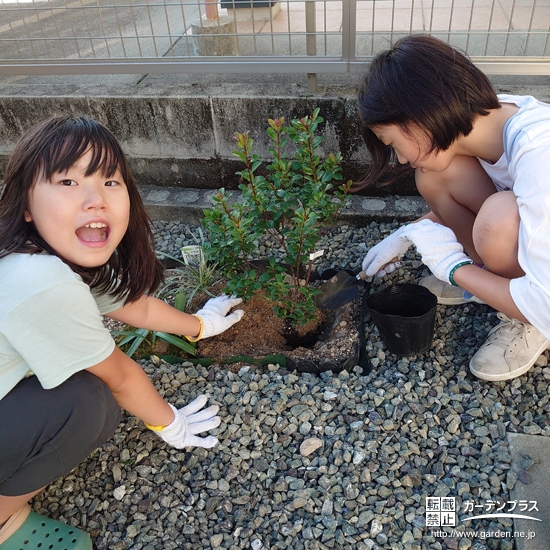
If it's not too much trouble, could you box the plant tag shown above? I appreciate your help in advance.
[309,250,324,260]
[181,245,205,267]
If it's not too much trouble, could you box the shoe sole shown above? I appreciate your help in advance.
[1,511,92,550]
[469,340,550,382]
[419,279,485,306]
[436,295,485,306]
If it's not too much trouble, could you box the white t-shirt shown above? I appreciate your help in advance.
[0,253,122,400]
[479,94,550,339]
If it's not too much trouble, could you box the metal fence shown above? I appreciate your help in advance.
[1,0,549,77]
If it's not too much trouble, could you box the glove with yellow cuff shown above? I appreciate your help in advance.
[188,295,244,341]
[146,395,221,449]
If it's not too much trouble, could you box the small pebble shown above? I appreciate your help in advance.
[299,437,323,456]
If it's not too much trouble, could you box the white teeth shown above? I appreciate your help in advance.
[84,222,107,229]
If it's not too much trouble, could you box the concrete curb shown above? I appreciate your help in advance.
[507,433,550,549]
[139,185,430,225]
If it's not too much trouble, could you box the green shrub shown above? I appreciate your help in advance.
[202,108,351,325]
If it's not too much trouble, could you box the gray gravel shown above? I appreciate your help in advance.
[31,220,550,550]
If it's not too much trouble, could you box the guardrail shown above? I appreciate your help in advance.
[1,0,549,79]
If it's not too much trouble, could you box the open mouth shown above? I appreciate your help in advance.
[75,222,110,243]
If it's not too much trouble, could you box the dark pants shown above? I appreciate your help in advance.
[0,371,120,496]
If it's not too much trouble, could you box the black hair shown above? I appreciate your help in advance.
[355,34,500,189]
[0,115,164,303]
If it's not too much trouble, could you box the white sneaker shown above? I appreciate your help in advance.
[469,313,550,382]
[419,275,485,306]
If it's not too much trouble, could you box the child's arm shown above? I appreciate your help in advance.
[391,220,528,323]
[87,345,176,426]
[108,296,202,338]
[86,346,220,447]
[451,264,527,323]
[107,295,243,340]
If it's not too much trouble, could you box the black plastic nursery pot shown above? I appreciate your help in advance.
[365,283,437,357]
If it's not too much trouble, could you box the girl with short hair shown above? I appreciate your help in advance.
[358,34,550,382]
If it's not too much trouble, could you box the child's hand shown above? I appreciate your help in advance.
[195,295,244,339]
[406,219,471,282]
[362,224,411,277]
[156,396,220,449]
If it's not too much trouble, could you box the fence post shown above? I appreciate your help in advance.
[191,0,238,56]
[204,0,219,20]
[342,0,356,67]
[306,0,317,92]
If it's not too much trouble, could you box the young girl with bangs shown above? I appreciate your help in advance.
[0,115,244,549]
[357,34,550,382]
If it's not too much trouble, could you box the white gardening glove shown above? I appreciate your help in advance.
[155,397,221,449]
[195,295,244,339]
[406,219,472,282]
[362,224,412,278]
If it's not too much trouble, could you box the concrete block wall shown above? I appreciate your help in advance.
[0,82,416,196]
[2,75,547,201]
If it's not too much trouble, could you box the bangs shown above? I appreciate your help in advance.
[36,117,125,182]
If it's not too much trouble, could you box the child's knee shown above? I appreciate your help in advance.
[0,372,120,496]
[473,191,522,275]
[415,157,470,201]
[474,191,519,246]
[415,168,441,199]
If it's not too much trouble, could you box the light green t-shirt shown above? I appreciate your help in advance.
[0,253,123,400]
